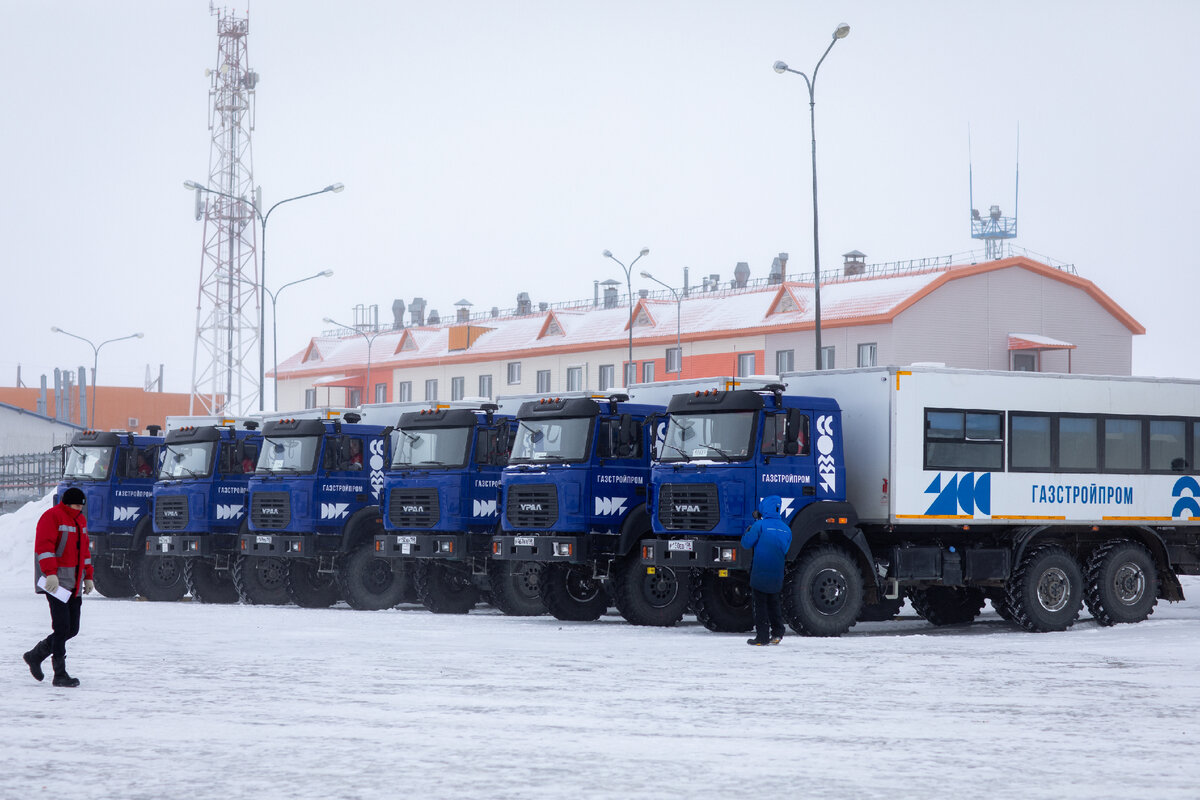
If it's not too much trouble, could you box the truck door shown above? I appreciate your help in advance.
[757,408,814,523]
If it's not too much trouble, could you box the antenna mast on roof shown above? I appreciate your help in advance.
[968,125,1019,260]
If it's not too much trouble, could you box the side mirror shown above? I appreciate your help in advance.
[618,414,637,456]
[785,408,803,443]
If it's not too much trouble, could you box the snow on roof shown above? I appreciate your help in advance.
[1008,333,1077,350]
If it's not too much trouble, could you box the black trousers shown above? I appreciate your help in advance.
[46,593,82,659]
[752,589,785,643]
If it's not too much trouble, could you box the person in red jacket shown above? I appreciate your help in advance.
[23,487,94,687]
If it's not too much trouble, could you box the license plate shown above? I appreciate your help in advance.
[256,535,272,544]
[160,541,170,552]
[396,536,418,545]
[514,536,536,547]
[401,543,411,555]
[158,536,171,544]
[668,540,694,552]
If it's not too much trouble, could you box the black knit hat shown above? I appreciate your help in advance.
[61,487,86,506]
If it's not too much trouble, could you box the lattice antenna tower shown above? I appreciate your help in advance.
[969,126,1020,260]
[189,6,260,414]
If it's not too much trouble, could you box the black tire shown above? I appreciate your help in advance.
[907,586,986,626]
[91,558,136,598]
[336,544,411,610]
[986,589,1016,622]
[1085,541,1159,626]
[414,561,480,614]
[539,563,609,622]
[285,559,340,608]
[691,570,754,633]
[1004,545,1083,632]
[610,553,689,627]
[782,545,864,637]
[232,555,292,605]
[857,596,903,622]
[129,551,188,602]
[184,558,240,604]
[485,560,546,616]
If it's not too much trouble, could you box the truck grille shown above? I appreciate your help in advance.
[658,483,720,531]
[506,484,558,529]
[154,496,189,531]
[251,491,291,529]
[388,489,440,528]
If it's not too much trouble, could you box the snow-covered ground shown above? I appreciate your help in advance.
[3,495,1200,799]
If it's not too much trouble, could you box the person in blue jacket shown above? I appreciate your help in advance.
[741,495,792,645]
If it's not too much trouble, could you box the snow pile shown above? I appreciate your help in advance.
[0,493,51,591]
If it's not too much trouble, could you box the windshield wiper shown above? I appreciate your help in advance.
[696,442,736,460]
[658,443,692,462]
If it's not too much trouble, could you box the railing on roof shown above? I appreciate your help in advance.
[318,243,1077,337]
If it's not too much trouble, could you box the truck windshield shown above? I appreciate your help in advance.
[659,412,755,462]
[391,426,471,468]
[160,442,215,479]
[63,446,114,480]
[508,417,593,464]
[257,436,321,474]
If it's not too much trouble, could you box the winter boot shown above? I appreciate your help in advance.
[51,655,80,688]
[22,637,52,682]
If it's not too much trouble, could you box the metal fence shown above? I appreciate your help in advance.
[0,451,60,512]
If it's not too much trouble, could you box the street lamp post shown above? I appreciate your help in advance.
[184,179,344,409]
[264,269,334,412]
[774,22,850,370]
[602,247,649,387]
[50,327,144,427]
[323,317,386,406]
[640,271,682,375]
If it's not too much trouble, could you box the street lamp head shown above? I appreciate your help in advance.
[50,326,61,333]
[326,183,345,193]
[322,317,334,324]
[773,60,789,74]
[834,23,850,39]
[319,269,334,277]
[602,250,613,259]
[183,180,206,191]
[639,247,650,257]
[134,333,145,339]
[639,271,653,279]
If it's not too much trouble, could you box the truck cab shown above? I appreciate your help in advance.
[146,420,262,603]
[365,404,518,613]
[490,394,667,623]
[238,411,390,607]
[59,428,164,599]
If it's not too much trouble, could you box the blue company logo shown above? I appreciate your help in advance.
[1172,477,1200,519]
[924,473,991,516]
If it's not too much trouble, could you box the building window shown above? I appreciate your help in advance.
[536,370,551,393]
[737,353,756,377]
[304,388,316,409]
[507,362,521,385]
[451,376,465,401]
[775,349,794,375]
[566,366,584,392]
[397,381,412,402]
[479,374,493,399]
[1012,352,1038,372]
[857,343,877,368]
[624,362,636,387]
[820,346,835,370]
[348,388,361,407]
[425,379,438,402]
[374,383,387,404]
[598,364,615,391]
[642,361,655,383]
[666,348,682,374]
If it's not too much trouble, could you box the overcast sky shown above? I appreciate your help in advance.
[3,0,1197,398]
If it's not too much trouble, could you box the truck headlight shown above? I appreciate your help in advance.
[553,542,573,557]
[438,540,454,554]
[719,547,737,562]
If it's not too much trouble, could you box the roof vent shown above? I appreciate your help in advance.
[409,297,426,327]
[843,250,867,277]
[455,299,472,323]
[600,279,619,309]
[539,301,548,312]
[427,308,440,325]
[516,292,532,315]
[734,261,750,288]
[391,299,406,329]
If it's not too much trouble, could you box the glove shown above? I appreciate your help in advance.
[43,574,60,593]
[84,579,94,595]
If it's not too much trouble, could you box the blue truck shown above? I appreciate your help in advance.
[238,411,391,607]
[143,419,263,604]
[58,428,168,599]
[490,393,674,623]
[367,403,529,613]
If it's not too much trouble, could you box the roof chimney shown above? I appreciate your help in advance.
[538,301,548,312]
[491,306,499,318]
[409,297,426,327]
[708,274,720,291]
[734,261,750,288]
[778,252,788,281]
[455,298,472,323]
[516,292,532,315]
[427,308,440,325]
[594,280,600,307]
[391,298,406,330]
[843,250,867,277]
[638,288,649,298]
[601,279,619,309]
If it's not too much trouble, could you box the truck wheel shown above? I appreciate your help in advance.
[336,544,410,610]
[91,559,136,598]
[611,554,690,627]
[1004,545,1083,632]
[907,586,986,626]
[129,551,188,602]
[285,559,340,608]
[485,560,546,616]
[539,563,609,622]
[857,596,903,622]
[986,589,1015,622]
[184,558,240,604]
[232,555,292,605]
[1084,541,1158,626]
[782,545,864,637]
[690,570,754,632]
[414,561,480,614]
